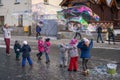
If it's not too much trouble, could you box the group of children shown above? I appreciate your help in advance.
[59,38,93,76]
[14,40,33,67]
[36,36,51,64]
[13,37,51,68]
[14,36,93,76]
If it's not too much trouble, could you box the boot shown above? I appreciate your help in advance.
[82,70,89,76]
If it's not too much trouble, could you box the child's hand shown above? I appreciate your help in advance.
[17,49,20,51]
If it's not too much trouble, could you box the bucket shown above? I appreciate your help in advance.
[107,63,117,74]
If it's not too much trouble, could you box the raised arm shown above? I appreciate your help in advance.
[89,39,93,49]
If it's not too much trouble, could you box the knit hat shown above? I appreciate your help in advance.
[38,36,42,40]
[23,41,28,45]
[83,38,90,43]
[70,39,78,46]
[45,38,50,42]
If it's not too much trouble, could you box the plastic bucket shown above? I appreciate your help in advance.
[107,63,117,74]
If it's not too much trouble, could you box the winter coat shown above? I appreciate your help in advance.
[68,45,78,57]
[14,43,21,53]
[97,26,102,33]
[107,28,114,37]
[36,25,41,32]
[38,40,44,52]
[2,27,13,38]
[21,44,31,58]
[77,39,93,58]
[44,41,51,53]
[59,45,68,58]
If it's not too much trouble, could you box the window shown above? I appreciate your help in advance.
[0,0,3,6]
[0,0,1,4]
[0,16,4,26]
[18,15,23,27]
[15,0,20,4]
[44,0,49,5]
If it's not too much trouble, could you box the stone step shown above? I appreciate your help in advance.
[57,31,104,40]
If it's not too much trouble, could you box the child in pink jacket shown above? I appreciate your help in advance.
[36,37,44,60]
[44,38,51,64]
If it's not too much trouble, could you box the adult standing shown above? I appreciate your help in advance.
[96,24,104,43]
[36,23,41,38]
[73,23,82,39]
[2,24,15,56]
[107,25,115,44]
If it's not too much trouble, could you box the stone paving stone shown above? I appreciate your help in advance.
[0,35,120,80]
[0,44,120,80]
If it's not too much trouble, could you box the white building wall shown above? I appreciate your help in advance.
[0,0,32,26]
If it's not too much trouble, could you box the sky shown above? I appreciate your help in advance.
[32,0,62,5]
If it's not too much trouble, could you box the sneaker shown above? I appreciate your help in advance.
[82,71,89,76]
[16,58,20,61]
[6,54,11,56]
[46,61,48,64]
[73,69,77,72]
[60,65,62,68]
[30,64,33,67]
[38,57,42,60]
[36,54,39,57]
[64,65,67,68]
[97,41,99,43]
[68,69,72,71]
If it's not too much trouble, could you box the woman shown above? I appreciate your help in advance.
[2,24,15,56]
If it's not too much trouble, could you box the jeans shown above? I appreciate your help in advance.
[82,58,89,71]
[36,32,41,37]
[97,33,103,42]
[74,32,82,39]
[45,53,50,62]
[22,57,33,66]
[4,38,10,54]
[108,35,115,44]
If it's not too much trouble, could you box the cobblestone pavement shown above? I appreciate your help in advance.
[0,35,120,80]
[0,46,120,80]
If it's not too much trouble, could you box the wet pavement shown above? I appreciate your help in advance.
[0,34,120,80]
[0,43,120,80]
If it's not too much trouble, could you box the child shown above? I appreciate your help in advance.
[59,43,68,67]
[44,38,51,64]
[36,36,44,60]
[14,40,21,61]
[77,38,93,76]
[68,39,78,71]
[21,41,33,67]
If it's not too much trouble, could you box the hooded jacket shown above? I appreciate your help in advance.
[44,41,51,53]
[14,43,21,53]
[38,40,44,52]
[21,44,31,58]
[77,39,93,58]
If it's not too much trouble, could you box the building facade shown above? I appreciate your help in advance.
[60,0,120,28]
[0,0,32,27]
[59,0,120,41]
[0,0,62,26]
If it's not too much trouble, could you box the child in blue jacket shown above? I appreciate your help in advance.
[21,41,33,67]
[77,38,93,76]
